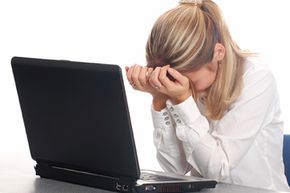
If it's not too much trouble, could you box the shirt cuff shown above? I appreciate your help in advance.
[168,97,209,137]
[171,96,201,125]
[151,105,174,129]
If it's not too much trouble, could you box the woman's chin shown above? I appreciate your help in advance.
[195,87,206,93]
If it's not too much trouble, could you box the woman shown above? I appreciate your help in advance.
[126,0,289,191]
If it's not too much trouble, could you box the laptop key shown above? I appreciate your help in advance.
[141,173,182,182]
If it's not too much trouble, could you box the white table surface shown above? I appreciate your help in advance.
[0,153,289,193]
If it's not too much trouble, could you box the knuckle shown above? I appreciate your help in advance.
[154,67,161,72]
[138,76,146,83]
[150,78,157,84]
[131,75,138,82]
[159,76,166,82]
[149,79,156,86]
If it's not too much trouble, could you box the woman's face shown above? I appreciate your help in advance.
[183,62,218,92]
[182,43,225,93]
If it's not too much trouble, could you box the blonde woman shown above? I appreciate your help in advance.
[126,0,289,191]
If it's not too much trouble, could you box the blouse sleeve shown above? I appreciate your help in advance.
[169,65,278,181]
[151,106,191,175]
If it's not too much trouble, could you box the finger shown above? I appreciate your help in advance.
[126,65,135,85]
[147,68,154,79]
[131,65,142,88]
[167,68,187,84]
[159,65,174,89]
[138,67,148,86]
[149,67,163,89]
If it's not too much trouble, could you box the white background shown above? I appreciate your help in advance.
[0,0,290,171]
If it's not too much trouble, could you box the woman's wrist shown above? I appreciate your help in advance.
[152,95,167,111]
[170,90,192,105]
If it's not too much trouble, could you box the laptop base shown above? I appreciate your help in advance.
[35,163,216,193]
[35,163,136,193]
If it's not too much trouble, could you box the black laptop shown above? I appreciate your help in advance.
[11,57,217,193]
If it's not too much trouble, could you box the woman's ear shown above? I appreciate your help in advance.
[208,43,225,72]
[213,43,225,62]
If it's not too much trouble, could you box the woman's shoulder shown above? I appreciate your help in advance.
[228,56,279,112]
[242,56,275,84]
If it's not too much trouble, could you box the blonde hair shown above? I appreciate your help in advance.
[146,0,253,120]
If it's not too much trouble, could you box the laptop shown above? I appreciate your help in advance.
[11,56,217,193]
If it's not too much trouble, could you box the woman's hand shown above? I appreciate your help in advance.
[126,65,168,110]
[148,65,192,105]
[126,64,192,108]
[126,65,158,95]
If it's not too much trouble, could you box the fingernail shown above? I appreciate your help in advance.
[154,85,160,89]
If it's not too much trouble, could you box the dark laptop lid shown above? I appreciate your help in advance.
[11,57,140,180]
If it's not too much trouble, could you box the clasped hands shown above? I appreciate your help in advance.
[125,64,192,105]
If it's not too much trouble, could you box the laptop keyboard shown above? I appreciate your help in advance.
[140,173,182,182]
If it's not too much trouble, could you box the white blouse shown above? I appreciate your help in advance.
[151,58,290,192]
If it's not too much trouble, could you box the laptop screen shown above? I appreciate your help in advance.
[12,57,140,179]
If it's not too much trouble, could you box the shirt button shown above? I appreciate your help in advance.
[165,121,171,125]
[170,107,174,112]
[162,112,168,116]
[173,114,178,118]
[176,119,182,124]
[164,117,170,121]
